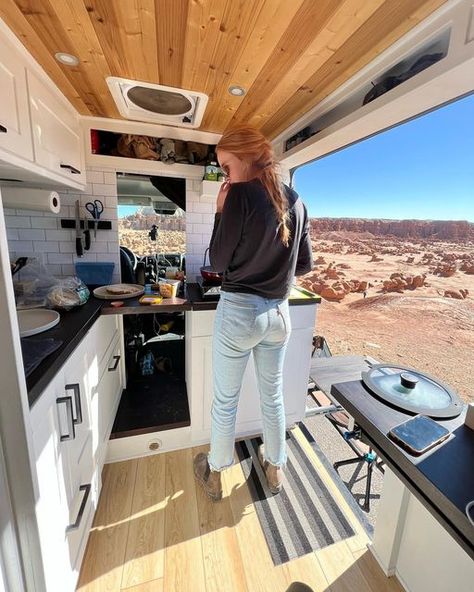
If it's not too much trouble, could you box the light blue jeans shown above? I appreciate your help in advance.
[208,290,291,471]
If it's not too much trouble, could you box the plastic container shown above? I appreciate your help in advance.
[158,279,180,298]
[74,262,115,286]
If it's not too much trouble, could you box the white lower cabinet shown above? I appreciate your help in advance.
[186,304,316,445]
[29,315,123,592]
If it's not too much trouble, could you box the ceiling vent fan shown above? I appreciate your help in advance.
[106,77,208,128]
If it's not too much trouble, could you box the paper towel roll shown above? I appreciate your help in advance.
[1,187,61,214]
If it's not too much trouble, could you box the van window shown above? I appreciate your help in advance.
[294,93,474,404]
[117,173,186,258]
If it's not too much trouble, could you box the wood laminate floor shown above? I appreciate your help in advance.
[77,426,404,592]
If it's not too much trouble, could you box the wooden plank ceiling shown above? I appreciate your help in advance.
[1,0,447,139]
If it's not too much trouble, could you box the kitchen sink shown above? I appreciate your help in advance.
[17,309,60,337]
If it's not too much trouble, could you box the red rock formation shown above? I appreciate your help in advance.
[433,263,457,277]
[309,218,474,241]
[444,290,465,300]
[321,286,345,301]
[460,262,474,274]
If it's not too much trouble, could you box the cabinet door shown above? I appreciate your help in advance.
[0,38,33,161]
[62,336,93,501]
[27,69,85,184]
[189,335,213,442]
[94,338,123,458]
[31,369,77,592]
[192,327,313,441]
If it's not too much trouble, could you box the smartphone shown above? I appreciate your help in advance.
[388,414,450,455]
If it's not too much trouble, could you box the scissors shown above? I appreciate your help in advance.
[85,199,104,238]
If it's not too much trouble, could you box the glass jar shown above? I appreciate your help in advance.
[204,161,218,181]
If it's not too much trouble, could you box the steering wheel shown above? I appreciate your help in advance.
[120,246,138,270]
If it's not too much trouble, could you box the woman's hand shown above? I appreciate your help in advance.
[216,180,231,213]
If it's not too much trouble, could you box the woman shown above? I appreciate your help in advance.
[193,125,313,501]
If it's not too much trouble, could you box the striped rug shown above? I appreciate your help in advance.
[235,430,355,565]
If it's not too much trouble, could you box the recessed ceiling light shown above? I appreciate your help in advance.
[228,85,246,96]
[55,52,80,66]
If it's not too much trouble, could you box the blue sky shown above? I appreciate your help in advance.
[293,93,474,221]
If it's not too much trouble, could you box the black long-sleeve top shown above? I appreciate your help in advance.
[209,179,313,299]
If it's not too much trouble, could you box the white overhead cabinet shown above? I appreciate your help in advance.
[0,38,33,162]
[0,26,85,189]
[27,69,85,186]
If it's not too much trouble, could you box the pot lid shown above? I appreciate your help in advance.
[361,364,463,418]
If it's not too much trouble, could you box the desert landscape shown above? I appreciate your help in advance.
[119,211,474,403]
[119,210,185,256]
[297,218,474,403]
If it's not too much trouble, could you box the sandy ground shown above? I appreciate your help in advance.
[299,237,474,403]
[119,228,185,257]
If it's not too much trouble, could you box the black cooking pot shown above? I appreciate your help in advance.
[200,248,222,285]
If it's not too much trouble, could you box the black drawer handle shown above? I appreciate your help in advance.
[108,355,121,372]
[66,484,91,532]
[0,124,7,133]
[65,383,82,425]
[56,396,75,441]
[60,163,81,174]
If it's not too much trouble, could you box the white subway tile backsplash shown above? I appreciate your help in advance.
[61,264,75,276]
[104,196,118,208]
[18,229,45,241]
[59,242,76,253]
[2,208,16,216]
[47,230,73,241]
[192,223,213,234]
[187,233,203,244]
[34,241,59,253]
[199,194,217,203]
[47,252,73,264]
[6,229,19,241]
[15,208,45,216]
[5,216,32,228]
[3,165,221,280]
[186,212,203,224]
[192,202,215,214]
[103,172,117,185]
[103,207,117,220]
[8,240,33,252]
[86,170,104,184]
[92,183,116,196]
[46,264,62,276]
[30,217,59,229]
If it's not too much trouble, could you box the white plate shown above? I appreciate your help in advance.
[93,284,144,300]
[17,309,60,337]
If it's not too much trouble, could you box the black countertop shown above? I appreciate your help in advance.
[331,380,474,559]
[25,298,104,407]
[23,283,320,408]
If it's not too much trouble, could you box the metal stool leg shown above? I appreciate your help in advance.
[334,448,377,512]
